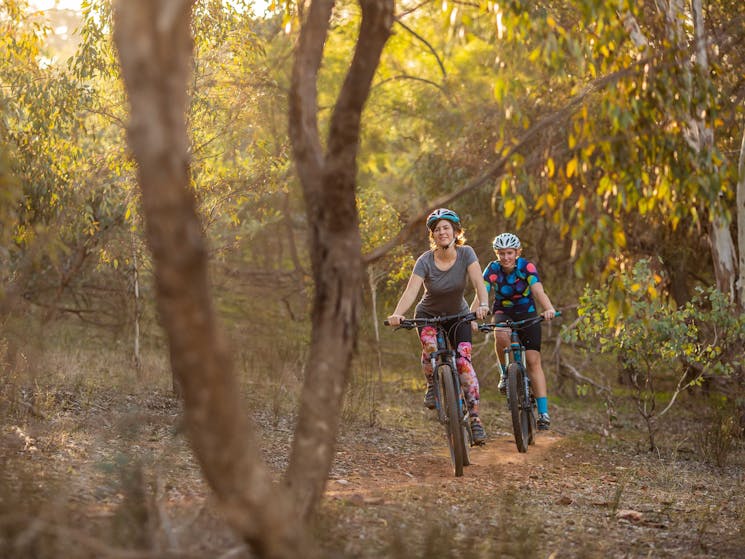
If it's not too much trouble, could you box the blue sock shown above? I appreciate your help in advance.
[537,397,548,415]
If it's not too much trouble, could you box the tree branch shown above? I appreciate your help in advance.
[363,61,647,265]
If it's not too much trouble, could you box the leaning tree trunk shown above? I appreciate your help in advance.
[286,0,394,519]
[113,2,303,558]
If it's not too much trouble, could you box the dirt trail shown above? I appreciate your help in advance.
[4,388,743,559]
[325,431,562,502]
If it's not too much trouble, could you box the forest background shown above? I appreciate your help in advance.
[1,0,745,557]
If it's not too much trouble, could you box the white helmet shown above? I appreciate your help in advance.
[492,232,521,250]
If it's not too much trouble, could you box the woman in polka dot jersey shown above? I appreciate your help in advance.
[477,232,556,430]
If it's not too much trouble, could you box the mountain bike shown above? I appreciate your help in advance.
[479,312,560,453]
[385,311,480,477]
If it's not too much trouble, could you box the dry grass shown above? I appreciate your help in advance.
[1,324,744,558]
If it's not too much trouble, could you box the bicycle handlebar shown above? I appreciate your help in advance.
[384,311,478,330]
[478,310,562,333]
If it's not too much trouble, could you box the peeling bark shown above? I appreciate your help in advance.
[675,0,737,301]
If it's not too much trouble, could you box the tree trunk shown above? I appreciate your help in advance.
[113,2,304,557]
[286,0,394,519]
[682,0,738,301]
[737,125,745,310]
[131,231,142,375]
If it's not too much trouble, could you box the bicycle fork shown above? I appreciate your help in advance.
[503,340,531,409]
[430,351,467,426]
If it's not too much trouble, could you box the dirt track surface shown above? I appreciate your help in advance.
[2,389,744,559]
[326,432,560,496]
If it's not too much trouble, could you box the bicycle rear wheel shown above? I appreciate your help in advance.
[506,363,529,453]
[438,363,466,476]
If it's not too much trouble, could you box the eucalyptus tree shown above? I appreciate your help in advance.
[114,0,395,557]
[0,0,133,330]
[487,0,744,312]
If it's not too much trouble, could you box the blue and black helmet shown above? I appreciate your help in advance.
[426,208,461,231]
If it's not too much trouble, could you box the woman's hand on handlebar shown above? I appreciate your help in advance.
[471,305,489,331]
[475,306,489,321]
[386,314,405,327]
[541,308,557,321]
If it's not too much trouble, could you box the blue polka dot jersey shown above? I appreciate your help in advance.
[482,257,541,315]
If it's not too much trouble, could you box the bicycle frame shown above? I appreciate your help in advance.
[479,312,560,452]
[502,326,527,371]
[429,326,462,419]
[386,311,478,476]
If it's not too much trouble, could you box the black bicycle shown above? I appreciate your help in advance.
[479,312,560,453]
[386,311,480,477]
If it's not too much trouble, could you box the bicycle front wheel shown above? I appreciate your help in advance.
[459,387,471,466]
[527,394,537,446]
[507,363,529,453]
[438,363,466,476]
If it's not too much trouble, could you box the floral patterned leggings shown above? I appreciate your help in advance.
[419,325,481,417]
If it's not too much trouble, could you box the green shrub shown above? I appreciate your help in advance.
[566,258,745,451]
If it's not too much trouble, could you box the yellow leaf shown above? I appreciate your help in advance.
[500,177,509,197]
[566,157,578,178]
[576,194,585,210]
[607,298,620,324]
[504,198,516,218]
[546,157,555,178]
[535,194,545,211]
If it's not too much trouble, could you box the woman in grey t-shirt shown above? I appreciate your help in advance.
[387,208,490,443]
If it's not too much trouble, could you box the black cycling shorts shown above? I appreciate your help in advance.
[493,311,542,352]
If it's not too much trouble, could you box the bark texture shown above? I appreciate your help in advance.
[286,0,394,519]
[655,0,738,301]
[738,126,745,309]
[687,0,738,301]
[113,2,303,557]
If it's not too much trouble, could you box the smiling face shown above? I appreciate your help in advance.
[428,218,466,250]
[496,247,520,270]
[431,219,455,248]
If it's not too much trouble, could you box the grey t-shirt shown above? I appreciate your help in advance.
[413,245,478,316]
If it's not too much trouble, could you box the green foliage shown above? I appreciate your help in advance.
[3,0,743,352]
[474,0,743,286]
[571,259,743,379]
[568,258,745,449]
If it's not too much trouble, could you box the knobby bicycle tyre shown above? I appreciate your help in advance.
[438,363,466,476]
[507,363,529,453]
[528,394,537,446]
[458,387,471,466]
